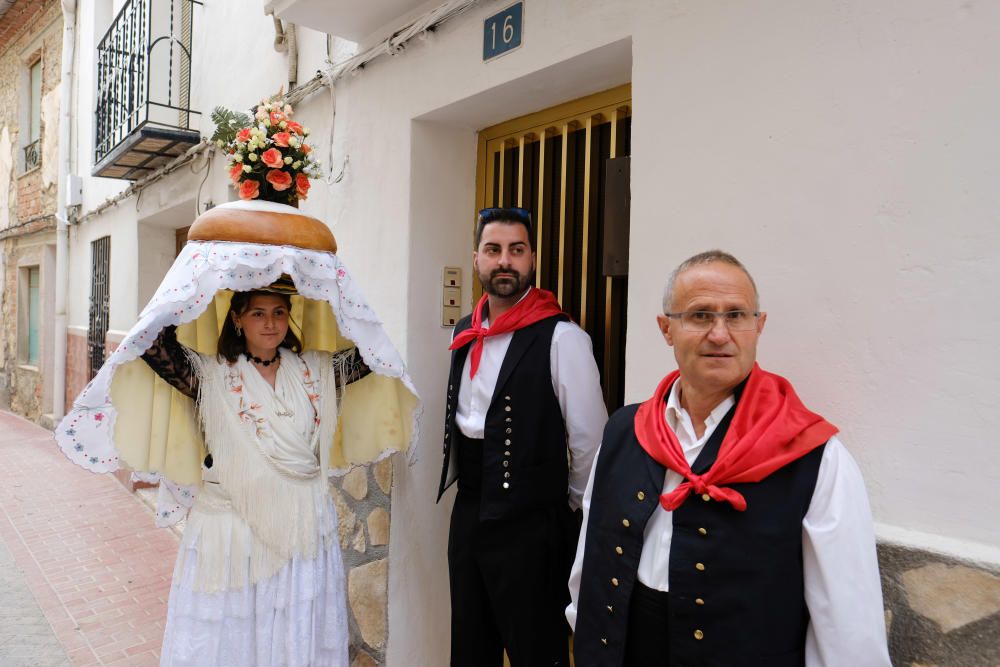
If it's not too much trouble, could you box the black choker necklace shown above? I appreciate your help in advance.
[245,350,280,367]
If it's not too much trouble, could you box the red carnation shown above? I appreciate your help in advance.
[295,173,310,199]
[236,127,252,143]
[229,163,243,183]
[239,179,260,200]
[266,169,293,191]
[272,132,291,147]
[261,148,284,169]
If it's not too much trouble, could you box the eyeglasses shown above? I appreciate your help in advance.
[478,207,533,225]
[665,310,761,332]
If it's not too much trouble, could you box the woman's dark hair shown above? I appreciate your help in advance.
[217,291,302,362]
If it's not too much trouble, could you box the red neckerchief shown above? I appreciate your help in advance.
[634,363,837,512]
[449,288,564,378]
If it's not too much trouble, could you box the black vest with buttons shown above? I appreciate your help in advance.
[437,313,570,520]
[574,390,827,667]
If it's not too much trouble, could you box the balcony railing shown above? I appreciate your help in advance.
[23,140,40,172]
[93,0,202,180]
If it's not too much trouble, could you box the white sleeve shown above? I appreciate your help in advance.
[566,442,602,631]
[803,437,891,667]
[551,322,609,510]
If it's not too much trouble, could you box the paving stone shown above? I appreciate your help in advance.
[0,504,71,667]
[0,410,176,666]
[901,562,1000,632]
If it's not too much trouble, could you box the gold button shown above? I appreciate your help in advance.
[505,417,511,423]
[701,493,711,502]
[637,491,646,501]
[622,518,630,528]
[606,605,614,614]
[611,578,619,587]
[694,629,704,640]
[504,451,510,456]
[505,406,511,412]
[698,527,708,536]
[601,638,608,646]
[504,439,511,445]
[504,472,510,478]
[504,395,511,401]
[503,460,509,467]
[695,562,705,571]
[505,427,512,434]
[615,546,623,555]
[695,598,705,605]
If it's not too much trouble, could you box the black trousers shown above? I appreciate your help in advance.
[622,580,671,666]
[448,489,575,667]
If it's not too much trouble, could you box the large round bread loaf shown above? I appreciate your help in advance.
[187,205,337,253]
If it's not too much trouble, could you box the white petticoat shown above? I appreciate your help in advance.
[160,499,349,667]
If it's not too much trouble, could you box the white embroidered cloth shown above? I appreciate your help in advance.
[55,201,421,526]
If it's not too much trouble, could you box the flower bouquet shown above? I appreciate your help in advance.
[212,98,320,205]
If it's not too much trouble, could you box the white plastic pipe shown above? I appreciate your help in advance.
[53,0,76,421]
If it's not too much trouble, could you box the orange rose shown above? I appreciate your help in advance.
[301,143,312,154]
[266,169,292,191]
[236,127,252,143]
[228,163,243,183]
[295,173,310,199]
[272,132,291,147]
[286,120,303,135]
[261,148,284,168]
[269,111,285,124]
[239,179,260,200]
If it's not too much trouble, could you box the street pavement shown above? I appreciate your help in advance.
[0,410,177,666]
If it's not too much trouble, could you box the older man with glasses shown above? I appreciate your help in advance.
[567,250,891,667]
[438,207,607,666]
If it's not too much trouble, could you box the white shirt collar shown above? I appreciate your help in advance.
[664,377,735,440]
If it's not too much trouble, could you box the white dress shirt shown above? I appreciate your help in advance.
[454,293,607,510]
[566,381,891,666]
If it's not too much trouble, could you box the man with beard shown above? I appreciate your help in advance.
[567,250,890,666]
[439,207,608,666]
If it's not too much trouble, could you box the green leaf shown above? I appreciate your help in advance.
[210,106,253,145]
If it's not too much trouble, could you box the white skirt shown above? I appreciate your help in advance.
[160,500,349,667]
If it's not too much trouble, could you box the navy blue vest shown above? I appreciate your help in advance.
[574,392,826,667]
[437,313,570,520]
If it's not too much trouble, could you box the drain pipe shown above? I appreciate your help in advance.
[53,0,76,421]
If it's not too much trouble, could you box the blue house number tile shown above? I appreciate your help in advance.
[484,2,523,61]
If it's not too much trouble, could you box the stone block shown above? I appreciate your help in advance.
[373,457,392,495]
[351,651,378,667]
[342,466,368,500]
[901,562,1000,633]
[330,485,357,550]
[348,559,388,649]
[367,507,389,546]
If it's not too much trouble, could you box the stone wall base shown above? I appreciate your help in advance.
[880,542,1000,666]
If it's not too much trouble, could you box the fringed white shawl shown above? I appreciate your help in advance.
[178,349,337,592]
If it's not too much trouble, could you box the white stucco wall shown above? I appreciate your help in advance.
[312,0,1000,662]
[69,0,337,329]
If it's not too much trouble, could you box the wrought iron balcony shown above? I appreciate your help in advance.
[23,140,40,172]
[93,0,202,180]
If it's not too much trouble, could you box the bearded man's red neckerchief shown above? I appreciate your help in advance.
[634,363,838,511]
[449,288,565,378]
